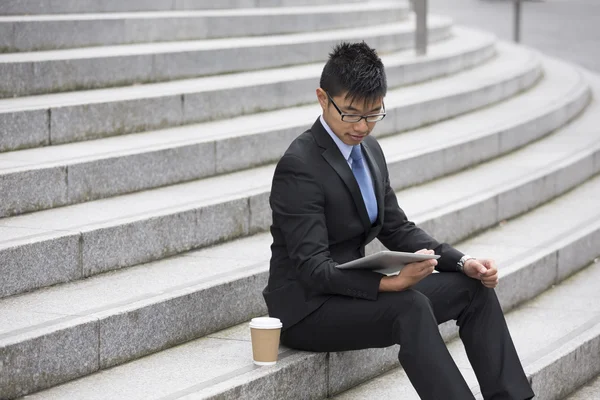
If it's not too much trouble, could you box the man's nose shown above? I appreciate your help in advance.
[353,118,369,133]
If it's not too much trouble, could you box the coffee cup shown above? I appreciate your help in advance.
[249,317,283,366]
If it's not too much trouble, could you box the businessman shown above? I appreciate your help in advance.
[263,42,534,400]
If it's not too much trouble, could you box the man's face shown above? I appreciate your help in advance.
[317,88,384,146]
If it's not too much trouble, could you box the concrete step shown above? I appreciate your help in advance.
[0,2,409,52]
[0,0,367,15]
[333,262,600,400]
[0,26,495,152]
[0,15,453,97]
[1,37,544,218]
[565,375,600,400]
[11,171,600,400]
[0,43,545,296]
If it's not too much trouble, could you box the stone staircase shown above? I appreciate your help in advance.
[0,1,599,399]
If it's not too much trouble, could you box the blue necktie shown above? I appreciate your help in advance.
[350,145,378,224]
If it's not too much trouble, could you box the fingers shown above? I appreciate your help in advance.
[419,258,437,271]
[464,259,486,278]
[482,259,497,274]
[415,248,435,255]
[480,259,499,288]
[481,275,499,288]
[481,270,498,283]
[475,262,487,275]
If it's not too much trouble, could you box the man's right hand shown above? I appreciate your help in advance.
[379,249,437,292]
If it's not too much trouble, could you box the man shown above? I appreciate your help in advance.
[263,42,534,400]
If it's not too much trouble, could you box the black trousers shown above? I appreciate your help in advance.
[281,272,535,400]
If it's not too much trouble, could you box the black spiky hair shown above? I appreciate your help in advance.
[319,41,387,106]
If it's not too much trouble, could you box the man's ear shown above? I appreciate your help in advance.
[316,88,328,111]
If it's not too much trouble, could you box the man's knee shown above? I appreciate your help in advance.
[401,289,436,318]
[380,289,436,321]
[453,272,497,305]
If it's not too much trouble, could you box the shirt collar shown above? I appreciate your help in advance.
[320,115,354,162]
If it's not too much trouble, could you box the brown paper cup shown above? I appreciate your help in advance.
[249,317,282,366]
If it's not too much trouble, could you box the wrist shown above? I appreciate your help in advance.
[379,275,407,292]
[457,254,475,274]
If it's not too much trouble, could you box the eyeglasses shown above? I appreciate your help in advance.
[326,92,386,123]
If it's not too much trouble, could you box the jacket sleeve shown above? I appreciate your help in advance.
[376,165,464,273]
[270,154,383,299]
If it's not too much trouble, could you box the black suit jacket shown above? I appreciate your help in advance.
[263,118,464,330]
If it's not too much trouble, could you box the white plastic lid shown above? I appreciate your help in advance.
[249,317,282,329]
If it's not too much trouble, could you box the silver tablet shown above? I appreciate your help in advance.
[336,251,440,275]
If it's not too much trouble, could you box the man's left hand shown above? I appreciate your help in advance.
[463,258,499,288]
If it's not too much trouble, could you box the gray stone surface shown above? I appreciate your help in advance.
[495,251,558,311]
[1,5,406,51]
[80,208,199,276]
[215,126,299,175]
[249,192,273,234]
[191,352,328,400]
[525,262,600,314]
[0,161,271,292]
[0,26,494,153]
[11,19,125,53]
[497,173,556,221]
[0,37,546,221]
[595,143,600,172]
[0,22,12,52]
[27,54,156,96]
[554,155,596,199]
[557,225,600,281]
[0,166,67,217]
[98,270,268,368]
[384,47,540,136]
[196,197,250,247]
[0,229,80,298]
[0,61,33,98]
[0,0,365,14]
[0,108,49,152]
[0,0,174,14]
[67,142,215,203]
[421,196,499,245]
[0,19,451,96]
[50,95,184,144]
[0,318,99,400]
[22,334,325,400]
[528,322,600,400]
[567,374,600,400]
[184,76,316,125]
[23,335,266,399]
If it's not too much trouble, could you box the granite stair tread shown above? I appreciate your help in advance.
[0,0,367,15]
[0,26,496,151]
[0,15,453,96]
[0,2,409,52]
[0,18,441,62]
[565,375,600,400]
[13,172,600,400]
[0,27,491,113]
[0,39,538,217]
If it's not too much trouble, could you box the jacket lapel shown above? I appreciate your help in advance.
[311,119,372,234]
